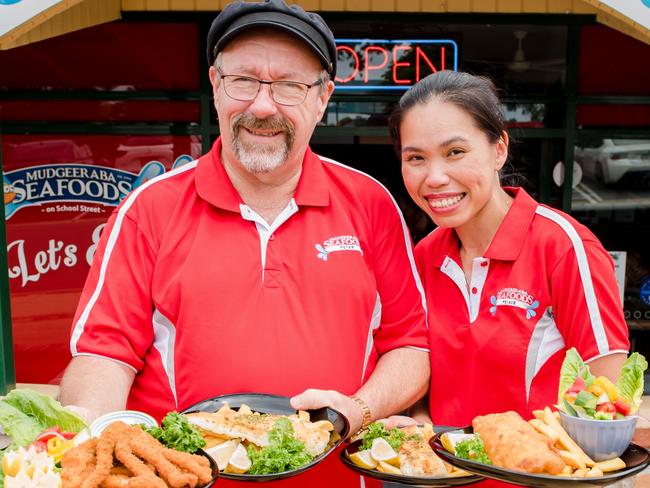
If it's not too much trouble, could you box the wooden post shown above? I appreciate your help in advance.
[0,131,16,394]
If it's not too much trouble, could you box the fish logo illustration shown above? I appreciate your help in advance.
[3,181,16,205]
[490,287,539,319]
[315,235,363,261]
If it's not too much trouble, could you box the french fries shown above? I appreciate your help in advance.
[572,467,589,477]
[529,419,560,443]
[557,450,586,469]
[543,407,595,466]
[594,457,626,473]
[586,467,604,478]
[447,468,473,477]
[527,407,626,478]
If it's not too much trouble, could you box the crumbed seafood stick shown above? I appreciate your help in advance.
[129,476,166,488]
[128,422,212,485]
[61,438,98,488]
[114,438,167,488]
[82,423,124,488]
[161,448,213,484]
[99,474,130,488]
[99,464,135,488]
[109,466,133,477]
[130,440,199,488]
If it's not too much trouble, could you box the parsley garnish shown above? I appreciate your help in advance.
[455,435,491,465]
[360,422,405,451]
[141,412,206,453]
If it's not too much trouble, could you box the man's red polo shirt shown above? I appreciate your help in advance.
[69,139,428,485]
[416,187,629,427]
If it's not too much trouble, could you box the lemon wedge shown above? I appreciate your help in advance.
[205,439,240,472]
[349,449,378,470]
[440,432,475,454]
[224,442,252,474]
[377,460,402,474]
[370,438,399,467]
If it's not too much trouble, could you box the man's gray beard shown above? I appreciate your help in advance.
[233,138,290,174]
[232,114,295,174]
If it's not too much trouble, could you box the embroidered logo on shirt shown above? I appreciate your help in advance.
[489,287,539,319]
[315,235,363,261]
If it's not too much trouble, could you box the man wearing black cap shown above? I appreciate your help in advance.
[60,1,430,484]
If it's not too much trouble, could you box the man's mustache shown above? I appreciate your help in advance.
[232,113,294,136]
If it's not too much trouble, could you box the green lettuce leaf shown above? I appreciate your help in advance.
[616,352,648,414]
[0,400,43,448]
[557,348,594,405]
[247,417,313,474]
[2,389,86,434]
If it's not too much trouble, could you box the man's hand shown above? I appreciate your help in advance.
[378,415,418,430]
[290,389,366,437]
[64,405,99,424]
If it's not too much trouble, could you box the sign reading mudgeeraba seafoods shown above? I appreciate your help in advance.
[334,39,458,91]
[1,134,198,383]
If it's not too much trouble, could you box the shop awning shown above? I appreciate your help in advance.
[0,0,120,50]
[581,0,650,45]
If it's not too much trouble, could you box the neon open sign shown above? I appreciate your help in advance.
[334,39,458,91]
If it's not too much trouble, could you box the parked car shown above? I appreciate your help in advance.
[5,139,93,168]
[575,139,650,185]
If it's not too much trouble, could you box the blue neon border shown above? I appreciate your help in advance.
[333,38,458,91]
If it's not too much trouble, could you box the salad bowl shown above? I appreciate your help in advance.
[558,411,638,462]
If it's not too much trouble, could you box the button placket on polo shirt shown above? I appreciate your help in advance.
[441,256,490,323]
[468,257,489,322]
[239,199,298,286]
[441,256,470,317]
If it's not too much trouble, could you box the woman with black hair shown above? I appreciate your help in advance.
[389,70,629,427]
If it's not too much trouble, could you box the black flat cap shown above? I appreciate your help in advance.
[207,0,336,77]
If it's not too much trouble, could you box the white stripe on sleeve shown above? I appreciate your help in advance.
[535,206,609,354]
[70,161,198,354]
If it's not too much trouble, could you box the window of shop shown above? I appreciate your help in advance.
[570,25,650,359]
[315,18,569,239]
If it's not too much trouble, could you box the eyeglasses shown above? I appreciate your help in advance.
[217,68,322,106]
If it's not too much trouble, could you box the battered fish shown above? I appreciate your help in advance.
[186,405,330,457]
[473,411,565,474]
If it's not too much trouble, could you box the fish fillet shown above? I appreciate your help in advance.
[473,411,565,474]
[186,407,329,457]
[398,426,447,477]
